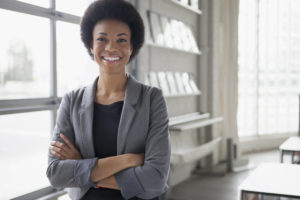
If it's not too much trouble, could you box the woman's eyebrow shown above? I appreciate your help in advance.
[98,32,107,35]
[117,33,129,37]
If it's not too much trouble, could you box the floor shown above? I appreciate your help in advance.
[168,150,281,200]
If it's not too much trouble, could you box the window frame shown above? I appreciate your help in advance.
[0,0,82,199]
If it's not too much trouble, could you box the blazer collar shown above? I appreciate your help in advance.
[82,73,141,109]
[80,73,142,157]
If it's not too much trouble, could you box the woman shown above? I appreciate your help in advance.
[46,0,171,200]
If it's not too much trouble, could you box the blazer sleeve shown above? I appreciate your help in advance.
[115,89,171,199]
[46,92,98,188]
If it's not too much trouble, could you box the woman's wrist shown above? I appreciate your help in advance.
[123,153,136,168]
[124,153,144,168]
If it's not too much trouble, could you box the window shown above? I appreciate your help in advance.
[56,21,98,97]
[0,9,50,99]
[0,0,96,199]
[0,111,51,199]
[238,0,300,137]
[16,0,49,8]
[56,0,95,17]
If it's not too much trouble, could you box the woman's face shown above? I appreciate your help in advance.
[90,19,133,74]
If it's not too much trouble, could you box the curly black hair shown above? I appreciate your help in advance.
[80,0,145,63]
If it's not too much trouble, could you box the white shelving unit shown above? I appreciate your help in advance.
[164,92,201,99]
[146,42,202,55]
[170,116,223,132]
[169,112,209,126]
[168,0,202,15]
[169,113,222,165]
[134,0,222,188]
[171,137,221,165]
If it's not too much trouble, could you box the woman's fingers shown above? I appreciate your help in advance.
[59,133,82,159]
[50,133,82,160]
[50,147,66,160]
[60,134,76,150]
[50,141,70,159]
[51,140,70,150]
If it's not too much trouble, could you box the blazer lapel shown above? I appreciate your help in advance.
[79,77,98,158]
[117,74,142,154]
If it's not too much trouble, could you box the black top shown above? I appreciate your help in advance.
[82,101,124,200]
[93,101,123,159]
[81,101,159,200]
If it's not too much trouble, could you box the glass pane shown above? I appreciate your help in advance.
[56,21,98,97]
[16,0,49,8]
[0,9,50,99]
[237,0,258,137]
[0,111,51,199]
[56,0,95,17]
[238,0,300,137]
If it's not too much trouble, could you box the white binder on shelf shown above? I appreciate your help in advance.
[160,16,175,48]
[182,72,193,94]
[149,72,160,88]
[174,72,186,94]
[170,19,184,50]
[186,26,200,53]
[190,0,199,9]
[166,72,179,95]
[149,12,165,46]
[157,72,171,96]
[188,74,200,94]
[178,21,192,52]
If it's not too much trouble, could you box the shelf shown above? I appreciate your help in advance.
[171,137,221,164]
[164,92,201,99]
[169,116,223,132]
[169,112,210,126]
[169,0,202,15]
[146,42,202,55]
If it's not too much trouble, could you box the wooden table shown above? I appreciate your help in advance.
[238,163,300,200]
[279,136,300,163]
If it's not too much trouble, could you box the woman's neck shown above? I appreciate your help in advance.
[96,72,127,99]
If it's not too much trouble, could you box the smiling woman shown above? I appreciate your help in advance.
[46,0,171,200]
[90,19,133,75]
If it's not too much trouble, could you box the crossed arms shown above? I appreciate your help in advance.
[50,133,144,190]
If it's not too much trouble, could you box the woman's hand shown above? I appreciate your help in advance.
[50,133,82,160]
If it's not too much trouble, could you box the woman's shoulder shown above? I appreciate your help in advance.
[128,74,164,100]
[63,86,87,100]
[63,77,98,102]
[138,82,165,103]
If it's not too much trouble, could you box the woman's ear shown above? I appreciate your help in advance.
[90,41,94,54]
[130,45,133,55]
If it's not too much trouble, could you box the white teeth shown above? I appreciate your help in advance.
[103,57,120,61]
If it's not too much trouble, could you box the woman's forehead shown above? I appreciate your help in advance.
[93,19,131,36]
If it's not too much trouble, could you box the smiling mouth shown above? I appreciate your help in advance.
[102,56,121,62]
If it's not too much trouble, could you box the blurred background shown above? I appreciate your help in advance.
[0,0,299,200]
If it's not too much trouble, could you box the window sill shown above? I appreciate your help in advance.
[239,133,298,154]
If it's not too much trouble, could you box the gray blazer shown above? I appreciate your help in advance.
[46,74,171,200]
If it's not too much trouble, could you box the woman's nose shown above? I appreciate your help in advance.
[105,41,117,51]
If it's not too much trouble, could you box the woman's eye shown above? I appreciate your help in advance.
[97,38,106,42]
[118,38,127,42]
